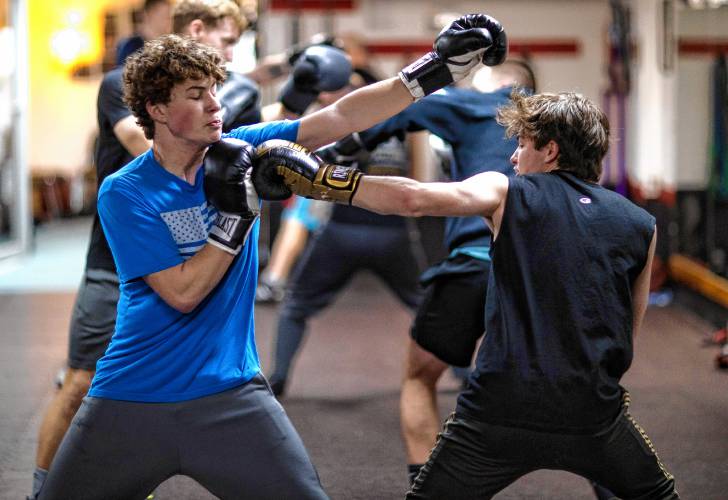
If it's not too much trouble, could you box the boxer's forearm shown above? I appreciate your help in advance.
[295,77,412,151]
[352,172,508,219]
[144,245,235,314]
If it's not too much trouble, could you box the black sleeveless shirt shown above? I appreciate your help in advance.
[457,171,655,433]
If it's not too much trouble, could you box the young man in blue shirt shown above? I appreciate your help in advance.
[38,13,503,498]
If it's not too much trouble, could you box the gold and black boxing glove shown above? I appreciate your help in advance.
[252,140,363,205]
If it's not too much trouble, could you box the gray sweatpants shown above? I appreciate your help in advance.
[39,374,328,500]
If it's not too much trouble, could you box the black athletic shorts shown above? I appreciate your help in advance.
[407,393,679,499]
[67,268,119,371]
[410,254,490,367]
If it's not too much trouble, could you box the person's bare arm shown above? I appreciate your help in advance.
[295,77,413,151]
[143,245,235,313]
[244,53,290,85]
[631,228,657,339]
[261,102,298,122]
[113,115,151,156]
[353,171,509,220]
[407,131,437,182]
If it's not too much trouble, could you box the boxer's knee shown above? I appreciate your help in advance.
[404,340,447,387]
[60,368,93,407]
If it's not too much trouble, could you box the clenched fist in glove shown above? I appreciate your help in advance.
[399,13,508,100]
[203,138,260,255]
[252,140,363,204]
[279,45,353,115]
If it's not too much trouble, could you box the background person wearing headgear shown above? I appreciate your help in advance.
[256,38,359,303]
[250,88,677,499]
[314,58,534,485]
[29,1,282,498]
[115,0,173,66]
[176,1,352,131]
[37,13,500,498]
[265,71,425,397]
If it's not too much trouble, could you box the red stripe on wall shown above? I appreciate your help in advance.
[509,40,580,55]
[679,38,728,55]
[270,0,354,10]
[365,43,432,55]
[365,40,580,56]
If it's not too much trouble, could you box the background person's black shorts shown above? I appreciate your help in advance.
[67,268,119,371]
[410,254,490,367]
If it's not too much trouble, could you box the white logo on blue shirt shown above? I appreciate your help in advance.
[160,202,217,259]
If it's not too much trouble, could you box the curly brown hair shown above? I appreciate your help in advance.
[122,34,227,139]
[496,91,609,182]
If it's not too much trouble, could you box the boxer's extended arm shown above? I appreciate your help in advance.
[631,228,657,339]
[353,171,508,221]
[252,139,508,219]
[296,13,505,151]
[296,77,412,151]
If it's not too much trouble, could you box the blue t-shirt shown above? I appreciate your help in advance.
[91,120,299,402]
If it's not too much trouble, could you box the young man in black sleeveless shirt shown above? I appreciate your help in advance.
[255,91,679,499]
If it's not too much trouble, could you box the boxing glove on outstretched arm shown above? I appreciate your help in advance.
[252,140,363,204]
[203,138,261,255]
[295,13,505,151]
[399,14,507,100]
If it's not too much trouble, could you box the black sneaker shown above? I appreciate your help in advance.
[716,344,728,370]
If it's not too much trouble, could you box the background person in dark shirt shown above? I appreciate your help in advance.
[115,0,172,66]
[266,73,425,397]
[251,90,678,499]
[338,61,535,485]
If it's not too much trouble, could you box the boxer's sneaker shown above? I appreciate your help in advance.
[268,376,287,397]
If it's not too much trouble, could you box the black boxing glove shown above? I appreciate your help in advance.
[458,14,507,66]
[286,33,343,66]
[203,138,260,255]
[314,133,370,167]
[252,140,363,204]
[218,71,262,131]
[279,45,353,115]
[399,13,506,100]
